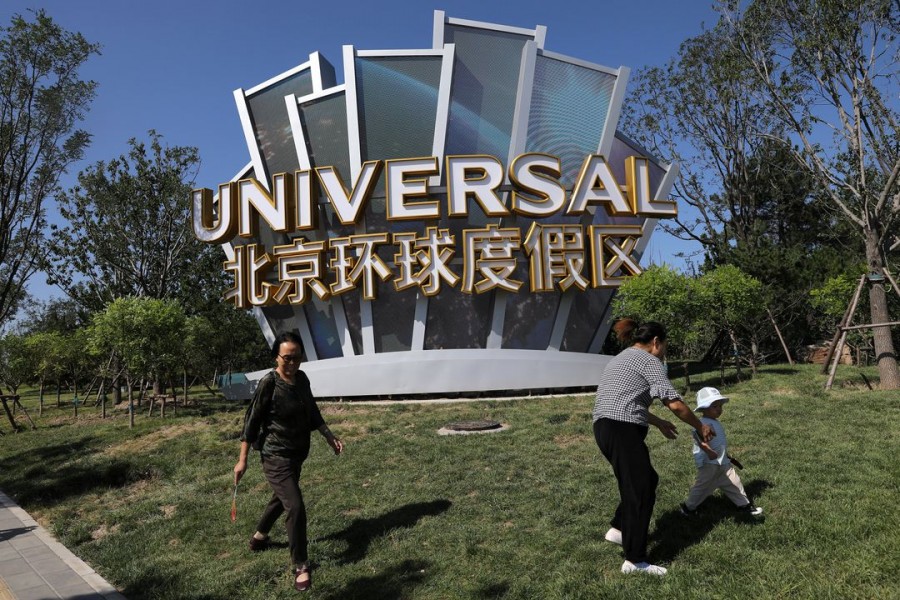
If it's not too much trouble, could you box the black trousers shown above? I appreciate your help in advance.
[257,455,308,567]
[593,418,659,563]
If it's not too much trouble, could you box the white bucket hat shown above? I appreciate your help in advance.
[695,387,729,411]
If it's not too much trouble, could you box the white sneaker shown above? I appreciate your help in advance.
[621,560,667,576]
[604,527,622,545]
[738,503,764,517]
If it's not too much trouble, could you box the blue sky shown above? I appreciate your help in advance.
[2,0,719,304]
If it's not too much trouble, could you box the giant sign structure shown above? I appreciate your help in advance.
[193,11,678,397]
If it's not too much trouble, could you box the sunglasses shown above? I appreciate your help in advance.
[279,354,303,363]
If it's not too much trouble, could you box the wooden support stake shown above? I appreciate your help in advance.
[1,396,19,432]
[881,267,900,301]
[826,277,867,390]
[841,320,900,332]
[767,307,794,365]
[822,275,866,375]
[12,396,36,430]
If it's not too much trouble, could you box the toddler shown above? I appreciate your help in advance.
[680,387,762,516]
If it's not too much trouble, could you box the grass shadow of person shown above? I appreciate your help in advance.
[319,558,431,600]
[317,500,452,565]
[649,479,772,564]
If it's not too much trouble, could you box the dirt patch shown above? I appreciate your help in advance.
[101,422,207,456]
[320,405,377,417]
[160,504,177,518]
[105,479,159,511]
[553,434,588,449]
[329,421,368,440]
[91,523,120,540]
[770,387,799,397]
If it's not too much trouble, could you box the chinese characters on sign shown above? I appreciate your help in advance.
[193,153,676,308]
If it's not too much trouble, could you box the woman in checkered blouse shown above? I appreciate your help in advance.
[592,319,714,576]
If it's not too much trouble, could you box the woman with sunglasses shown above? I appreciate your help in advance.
[233,331,343,592]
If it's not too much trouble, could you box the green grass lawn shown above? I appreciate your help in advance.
[0,364,897,599]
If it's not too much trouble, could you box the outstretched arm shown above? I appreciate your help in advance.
[665,399,714,442]
[647,412,678,439]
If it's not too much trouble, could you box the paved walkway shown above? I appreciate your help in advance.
[0,491,125,600]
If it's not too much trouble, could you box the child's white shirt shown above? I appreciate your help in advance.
[692,417,730,468]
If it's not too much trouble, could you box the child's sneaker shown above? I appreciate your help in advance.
[621,560,667,576]
[679,502,700,516]
[737,503,763,516]
[604,527,622,545]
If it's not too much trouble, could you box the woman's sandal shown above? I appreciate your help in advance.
[294,565,312,592]
[248,535,269,552]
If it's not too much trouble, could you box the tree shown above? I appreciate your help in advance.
[0,331,31,395]
[697,264,767,375]
[24,330,65,414]
[48,132,229,400]
[20,297,89,335]
[623,19,783,265]
[624,17,860,356]
[0,331,33,431]
[88,297,186,427]
[0,10,98,329]
[47,131,223,312]
[610,265,710,386]
[60,328,94,415]
[722,0,900,388]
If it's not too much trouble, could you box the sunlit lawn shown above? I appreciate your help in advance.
[0,364,897,599]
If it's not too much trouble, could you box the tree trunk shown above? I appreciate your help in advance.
[749,339,759,375]
[728,330,743,380]
[864,229,900,389]
[112,355,122,405]
[39,379,44,416]
[1,397,18,432]
[98,378,107,419]
[127,379,135,429]
[56,383,61,408]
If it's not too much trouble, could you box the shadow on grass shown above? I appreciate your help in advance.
[1,437,95,466]
[1,438,160,508]
[320,559,431,600]
[318,500,452,565]
[11,460,159,507]
[649,479,772,564]
[477,582,511,598]
[121,570,224,600]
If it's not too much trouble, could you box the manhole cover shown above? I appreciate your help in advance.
[438,419,508,435]
[446,419,502,431]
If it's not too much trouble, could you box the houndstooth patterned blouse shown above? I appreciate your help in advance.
[592,347,682,426]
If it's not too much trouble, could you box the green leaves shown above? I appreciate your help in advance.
[0,9,98,328]
[47,131,215,313]
[88,296,187,383]
[612,264,766,361]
